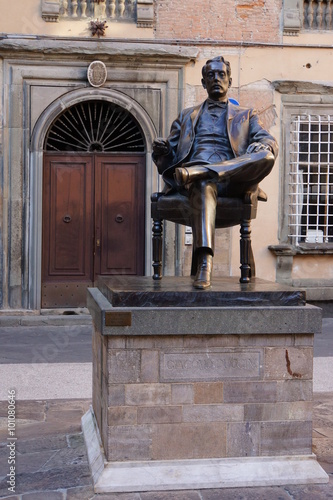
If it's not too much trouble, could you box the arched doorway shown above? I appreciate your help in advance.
[41,100,146,308]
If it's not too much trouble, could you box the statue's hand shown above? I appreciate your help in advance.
[153,138,170,156]
[246,142,272,154]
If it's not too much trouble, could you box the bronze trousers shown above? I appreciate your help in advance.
[188,149,275,254]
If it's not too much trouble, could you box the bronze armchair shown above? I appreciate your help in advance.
[151,186,267,284]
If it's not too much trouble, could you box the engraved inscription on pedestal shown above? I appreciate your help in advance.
[161,350,262,382]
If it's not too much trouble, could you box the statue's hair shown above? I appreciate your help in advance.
[202,56,231,78]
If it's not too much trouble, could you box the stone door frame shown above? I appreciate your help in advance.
[30,87,157,310]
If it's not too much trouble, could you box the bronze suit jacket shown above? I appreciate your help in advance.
[153,100,278,191]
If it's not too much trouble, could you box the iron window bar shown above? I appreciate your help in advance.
[288,113,333,245]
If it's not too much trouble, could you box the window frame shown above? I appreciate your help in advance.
[288,112,333,246]
[280,96,333,252]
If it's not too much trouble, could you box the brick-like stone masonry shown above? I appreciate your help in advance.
[155,0,281,43]
[92,330,314,463]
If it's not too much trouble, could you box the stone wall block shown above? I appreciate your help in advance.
[182,404,244,423]
[107,337,126,349]
[125,384,171,406]
[126,335,184,349]
[151,336,185,349]
[108,425,152,461]
[294,334,314,347]
[9,78,24,129]
[264,347,313,380]
[151,422,227,460]
[92,385,101,432]
[102,336,108,377]
[244,401,313,422]
[108,406,137,426]
[261,421,313,456]
[137,406,182,424]
[101,373,108,403]
[226,422,261,457]
[108,349,141,383]
[140,350,159,383]
[194,382,224,404]
[171,383,194,404]
[101,399,109,451]
[92,330,101,371]
[239,334,294,347]
[108,384,125,406]
[276,380,313,402]
[126,337,157,349]
[223,381,277,403]
[183,335,240,348]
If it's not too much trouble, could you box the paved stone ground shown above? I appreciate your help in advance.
[0,395,332,499]
[0,316,332,499]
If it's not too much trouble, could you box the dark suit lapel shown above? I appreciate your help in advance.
[190,102,206,130]
[177,102,205,163]
[227,101,239,126]
[227,101,239,156]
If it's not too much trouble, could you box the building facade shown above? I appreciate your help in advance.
[0,0,332,311]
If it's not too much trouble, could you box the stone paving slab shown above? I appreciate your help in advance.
[0,314,92,328]
[0,364,92,401]
[0,397,332,499]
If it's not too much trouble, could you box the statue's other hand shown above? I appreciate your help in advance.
[152,138,170,156]
[246,142,272,154]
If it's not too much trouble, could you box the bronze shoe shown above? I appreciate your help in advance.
[174,165,213,187]
[193,253,213,289]
[174,167,190,186]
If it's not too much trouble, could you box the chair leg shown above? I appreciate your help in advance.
[152,218,163,280]
[239,219,253,284]
[190,239,197,277]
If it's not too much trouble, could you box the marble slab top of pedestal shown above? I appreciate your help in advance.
[96,276,305,308]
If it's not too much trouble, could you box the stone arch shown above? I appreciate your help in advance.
[29,87,157,309]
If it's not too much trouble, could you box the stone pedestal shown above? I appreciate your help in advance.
[83,276,328,493]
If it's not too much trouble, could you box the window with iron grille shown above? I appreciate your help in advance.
[288,113,333,245]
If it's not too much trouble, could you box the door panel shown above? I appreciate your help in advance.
[42,153,145,308]
[42,155,94,280]
[42,155,94,307]
[96,156,145,276]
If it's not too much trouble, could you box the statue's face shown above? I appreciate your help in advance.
[202,61,232,101]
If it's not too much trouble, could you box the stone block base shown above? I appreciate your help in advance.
[85,277,329,492]
[82,407,328,493]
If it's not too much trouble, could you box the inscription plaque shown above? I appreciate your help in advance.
[105,311,132,327]
[161,350,261,382]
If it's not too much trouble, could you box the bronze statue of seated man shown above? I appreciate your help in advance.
[152,56,278,289]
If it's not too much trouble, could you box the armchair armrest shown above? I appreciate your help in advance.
[151,192,163,203]
[243,186,268,205]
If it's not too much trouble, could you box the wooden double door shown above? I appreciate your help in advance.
[42,153,145,308]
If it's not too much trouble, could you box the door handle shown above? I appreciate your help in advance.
[63,215,72,223]
[96,239,100,247]
[115,214,124,223]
